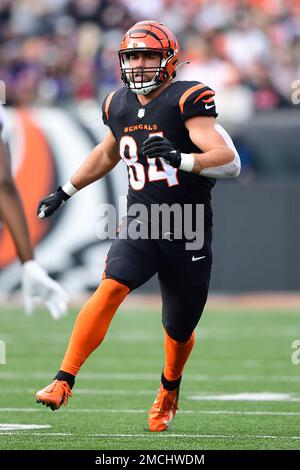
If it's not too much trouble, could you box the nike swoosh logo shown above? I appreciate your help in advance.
[163,409,174,428]
[205,103,215,109]
[192,256,206,262]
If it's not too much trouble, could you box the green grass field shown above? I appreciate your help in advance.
[0,301,300,450]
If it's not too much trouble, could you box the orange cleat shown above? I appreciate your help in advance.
[148,383,179,432]
[36,380,72,411]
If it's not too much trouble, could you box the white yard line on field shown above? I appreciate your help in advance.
[1,372,300,382]
[0,432,71,436]
[1,431,300,441]
[0,388,154,396]
[1,408,300,416]
[188,393,300,402]
[90,433,300,440]
[0,424,51,431]
[3,387,300,402]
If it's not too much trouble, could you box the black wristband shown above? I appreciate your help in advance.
[57,187,70,201]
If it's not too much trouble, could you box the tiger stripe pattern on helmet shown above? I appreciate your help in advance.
[118,21,180,95]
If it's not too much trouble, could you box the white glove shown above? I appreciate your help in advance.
[22,260,69,320]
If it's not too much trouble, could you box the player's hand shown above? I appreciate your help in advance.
[22,260,69,320]
[142,135,181,168]
[37,187,70,219]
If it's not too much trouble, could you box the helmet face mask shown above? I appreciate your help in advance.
[119,49,167,95]
[118,21,179,95]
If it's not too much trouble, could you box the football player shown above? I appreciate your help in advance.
[0,103,69,319]
[35,21,240,431]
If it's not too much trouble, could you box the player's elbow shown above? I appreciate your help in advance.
[226,150,241,178]
[225,163,240,178]
[234,160,241,177]
[229,159,241,178]
[233,153,241,177]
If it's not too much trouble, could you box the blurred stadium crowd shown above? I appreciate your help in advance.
[0,0,299,112]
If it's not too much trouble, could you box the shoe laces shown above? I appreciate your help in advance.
[46,380,72,400]
[61,382,72,405]
[157,388,178,414]
[46,380,60,392]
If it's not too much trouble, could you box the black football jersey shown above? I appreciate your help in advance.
[102,81,218,230]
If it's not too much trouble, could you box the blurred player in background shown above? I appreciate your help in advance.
[0,103,69,319]
[35,21,240,431]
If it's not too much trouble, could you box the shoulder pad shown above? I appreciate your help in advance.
[172,81,218,121]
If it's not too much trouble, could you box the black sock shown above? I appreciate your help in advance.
[161,372,182,391]
[54,370,75,389]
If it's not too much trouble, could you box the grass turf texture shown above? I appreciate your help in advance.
[0,303,300,450]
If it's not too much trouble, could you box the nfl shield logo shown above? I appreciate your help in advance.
[137,108,145,119]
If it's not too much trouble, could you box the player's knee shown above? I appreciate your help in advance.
[101,277,130,297]
[164,323,194,343]
[104,257,137,290]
